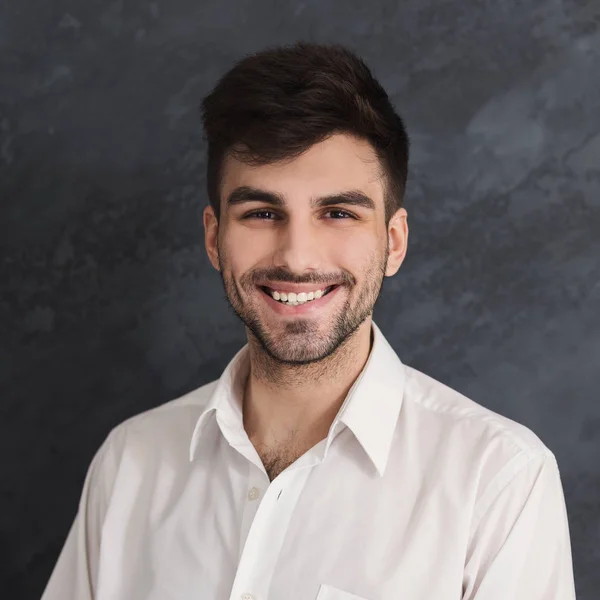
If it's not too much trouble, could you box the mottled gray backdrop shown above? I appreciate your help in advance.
[1,1,599,598]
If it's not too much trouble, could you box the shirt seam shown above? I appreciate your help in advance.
[469,449,555,532]
[403,365,547,456]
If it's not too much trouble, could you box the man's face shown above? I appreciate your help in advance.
[205,133,406,365]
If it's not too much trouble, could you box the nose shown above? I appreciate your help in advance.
[272,216,323,274]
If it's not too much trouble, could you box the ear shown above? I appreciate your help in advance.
[385,207,408,277]
[203,205,220,272]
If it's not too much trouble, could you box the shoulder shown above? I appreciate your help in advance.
[69,379,220,531]
[402,364,553,458]
[398,364,558,504]
[100,378,219,461]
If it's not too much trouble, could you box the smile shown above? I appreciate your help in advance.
[260,285,337,306]
[258,284,341,314]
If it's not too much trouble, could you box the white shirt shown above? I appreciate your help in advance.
[42,321,576,600]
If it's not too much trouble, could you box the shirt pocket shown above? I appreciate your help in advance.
[315,583,371,600]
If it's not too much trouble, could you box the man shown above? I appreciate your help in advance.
[42,42,576,600]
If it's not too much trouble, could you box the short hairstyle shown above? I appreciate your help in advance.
[201,41,410,224]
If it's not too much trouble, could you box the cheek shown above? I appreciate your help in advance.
[336,237,379,272]
[220,229,269,274]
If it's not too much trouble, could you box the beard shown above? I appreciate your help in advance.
[217,239,388,366]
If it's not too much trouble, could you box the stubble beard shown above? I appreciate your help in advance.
[217,241,388,366]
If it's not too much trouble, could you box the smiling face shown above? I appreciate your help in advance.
[204,133,408,365]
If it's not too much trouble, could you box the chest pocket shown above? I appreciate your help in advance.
[315,584,371,600]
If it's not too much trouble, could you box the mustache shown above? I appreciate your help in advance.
[252,270,352,285]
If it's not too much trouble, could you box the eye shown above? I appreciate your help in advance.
[243,210,280,220]
[242,208,356,221]
[326,209,356,219]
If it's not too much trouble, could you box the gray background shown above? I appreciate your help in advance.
[1,1,599,598]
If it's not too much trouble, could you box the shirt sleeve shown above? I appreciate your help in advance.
[462,450,576,600]
[41,427,121,600]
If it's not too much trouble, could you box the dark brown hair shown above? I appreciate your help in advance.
[201,41,409,224]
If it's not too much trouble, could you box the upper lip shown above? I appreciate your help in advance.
[257,282,340,293]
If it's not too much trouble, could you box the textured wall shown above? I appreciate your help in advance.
[1,1,599,598]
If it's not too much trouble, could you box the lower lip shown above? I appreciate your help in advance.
[259,286,342,315]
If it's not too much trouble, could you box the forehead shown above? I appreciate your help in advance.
[220,133,385,204]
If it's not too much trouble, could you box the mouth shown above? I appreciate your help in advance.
[257,284,342,314]
[258,285,338,304]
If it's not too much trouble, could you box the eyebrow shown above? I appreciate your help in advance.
[225,186,376,211]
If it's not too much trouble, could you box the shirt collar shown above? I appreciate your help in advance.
[189,320,406,477]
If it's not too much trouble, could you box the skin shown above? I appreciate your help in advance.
[203,132,408,480]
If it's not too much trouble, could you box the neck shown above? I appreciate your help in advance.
[242,318,374,452]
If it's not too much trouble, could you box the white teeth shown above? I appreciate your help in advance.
[268,286,332,304]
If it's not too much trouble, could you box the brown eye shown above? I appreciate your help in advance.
[326,209,355,219]
[244,210,279,220]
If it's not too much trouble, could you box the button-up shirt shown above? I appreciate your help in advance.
[41,321,576,600]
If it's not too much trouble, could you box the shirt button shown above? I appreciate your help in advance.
[247,487,260,501]
[241,595,254,600]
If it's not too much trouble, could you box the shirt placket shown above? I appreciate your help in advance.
[237,463,270,563]
[228,456,319,600]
